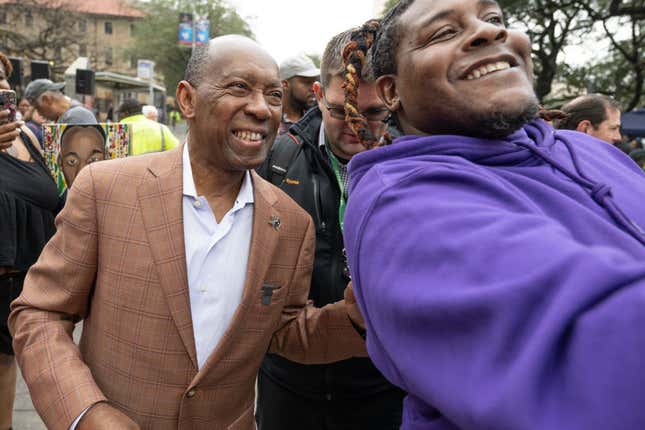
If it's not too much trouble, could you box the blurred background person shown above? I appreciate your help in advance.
[23,106,45,146]
[279,53,319,134]
[16,99,30,122]
[24,79,97,125]
[118,98,178,155]
[142,104,159,122]
[0,51,62,430]
[553,94,622,146]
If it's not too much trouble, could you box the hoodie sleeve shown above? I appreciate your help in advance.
[344,163,645,430]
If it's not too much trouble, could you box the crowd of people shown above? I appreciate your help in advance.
[1,0,645,429]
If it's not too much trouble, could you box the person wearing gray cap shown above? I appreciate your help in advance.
[279,53,319,134]
[24,79,97,124]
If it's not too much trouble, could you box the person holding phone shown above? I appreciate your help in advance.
[0,51,62,430]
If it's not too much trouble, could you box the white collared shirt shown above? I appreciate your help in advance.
[182,143,254,369]
[70,147,255,429]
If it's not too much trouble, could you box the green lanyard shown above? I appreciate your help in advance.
[325,145,347,233]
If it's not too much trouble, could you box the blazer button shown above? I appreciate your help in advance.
[186,389,196,398]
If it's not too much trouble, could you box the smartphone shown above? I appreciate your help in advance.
[0,89,17,125]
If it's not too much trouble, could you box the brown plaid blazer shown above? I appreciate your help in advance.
[9,145,366,430]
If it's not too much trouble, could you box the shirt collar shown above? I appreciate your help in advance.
[182,143,254,205]
[318,122,326,148]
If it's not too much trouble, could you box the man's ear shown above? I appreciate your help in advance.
[313,81,323,102]
[376,75,400,113]
[576,119,593,134]
[281,80,289,91]
[176,80,196,120]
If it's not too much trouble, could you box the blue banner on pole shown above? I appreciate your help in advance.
[178,22,193,45]
[195,20,210,45]
[178,13,193,45]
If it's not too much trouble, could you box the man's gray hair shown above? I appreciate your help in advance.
[184,44,210,87]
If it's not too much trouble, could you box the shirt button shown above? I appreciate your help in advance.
[193,199,201,208]
[186,389,196,398]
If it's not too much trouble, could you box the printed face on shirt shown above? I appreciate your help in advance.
[379,0,539,138]
[315,76,388,161]
[178,37,283,172]
[59,126,106,186]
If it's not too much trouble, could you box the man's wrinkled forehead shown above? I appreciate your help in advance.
[402,0,502,26]
[206,43,279,85]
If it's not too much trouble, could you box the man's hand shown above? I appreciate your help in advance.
[345,282,366,334]
[77,402,140,430]
[0,110,23,151]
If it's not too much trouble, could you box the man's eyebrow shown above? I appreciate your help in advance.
[62,151,79,157]
[416,9,455,31]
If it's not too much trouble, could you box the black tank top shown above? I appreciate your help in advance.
[0,131,61,271]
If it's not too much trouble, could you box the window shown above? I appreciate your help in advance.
[130,55,137,69]
[0,10,7,25]
[105,47,112,65]
[79,44,87,57]
[130,23,135,35]
[104,21,112,35]
[55,46,62,59]
[78,19,87,32]
[25,10,33,27]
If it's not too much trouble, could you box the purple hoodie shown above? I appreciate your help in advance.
[343,120,645,430]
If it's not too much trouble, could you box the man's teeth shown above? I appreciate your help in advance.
[466,61,511,80]
[234,131,262,141]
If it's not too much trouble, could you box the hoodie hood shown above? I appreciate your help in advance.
[348,119,645,245]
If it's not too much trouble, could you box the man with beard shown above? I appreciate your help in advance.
[341,1,645,429]
[256,29,404,430]
[278,53,319,134]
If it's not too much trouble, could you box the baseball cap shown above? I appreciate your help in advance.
[24,79,66,103]
[279,53,320,81]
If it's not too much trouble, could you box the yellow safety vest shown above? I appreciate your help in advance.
[120,114,179,155]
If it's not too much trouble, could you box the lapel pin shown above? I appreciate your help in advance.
[269,215,281,231]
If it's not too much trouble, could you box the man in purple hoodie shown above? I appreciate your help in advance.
[341,0,645,429]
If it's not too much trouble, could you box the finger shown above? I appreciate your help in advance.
[0,120,23,135]
[0,130,20,147]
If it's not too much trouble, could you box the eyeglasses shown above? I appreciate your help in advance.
[320,94,389,123]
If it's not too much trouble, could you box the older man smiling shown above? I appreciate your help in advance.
[10,35,366,430]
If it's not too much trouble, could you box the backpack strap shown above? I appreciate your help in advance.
[267,133,303,186]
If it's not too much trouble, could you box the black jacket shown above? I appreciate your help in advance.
[257,107,399,399]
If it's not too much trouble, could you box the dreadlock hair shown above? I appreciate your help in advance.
[341,1,416,148]
[344,0,564,143]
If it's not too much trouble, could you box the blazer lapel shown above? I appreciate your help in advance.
[137,145,198,370]
[192,171,280,384]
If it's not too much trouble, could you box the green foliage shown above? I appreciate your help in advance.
[499,0,644,110]
[381,0,400,16]
[129,0,253,96]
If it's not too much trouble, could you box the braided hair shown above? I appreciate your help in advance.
[341,1,416,148]
[343,0,562,143]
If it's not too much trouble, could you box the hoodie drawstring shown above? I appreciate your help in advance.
[514,129,645,246]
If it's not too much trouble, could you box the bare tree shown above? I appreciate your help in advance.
[0,0,85,79]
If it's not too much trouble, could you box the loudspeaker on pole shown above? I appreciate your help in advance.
[75,69,95,95]
[30,60,50,80]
